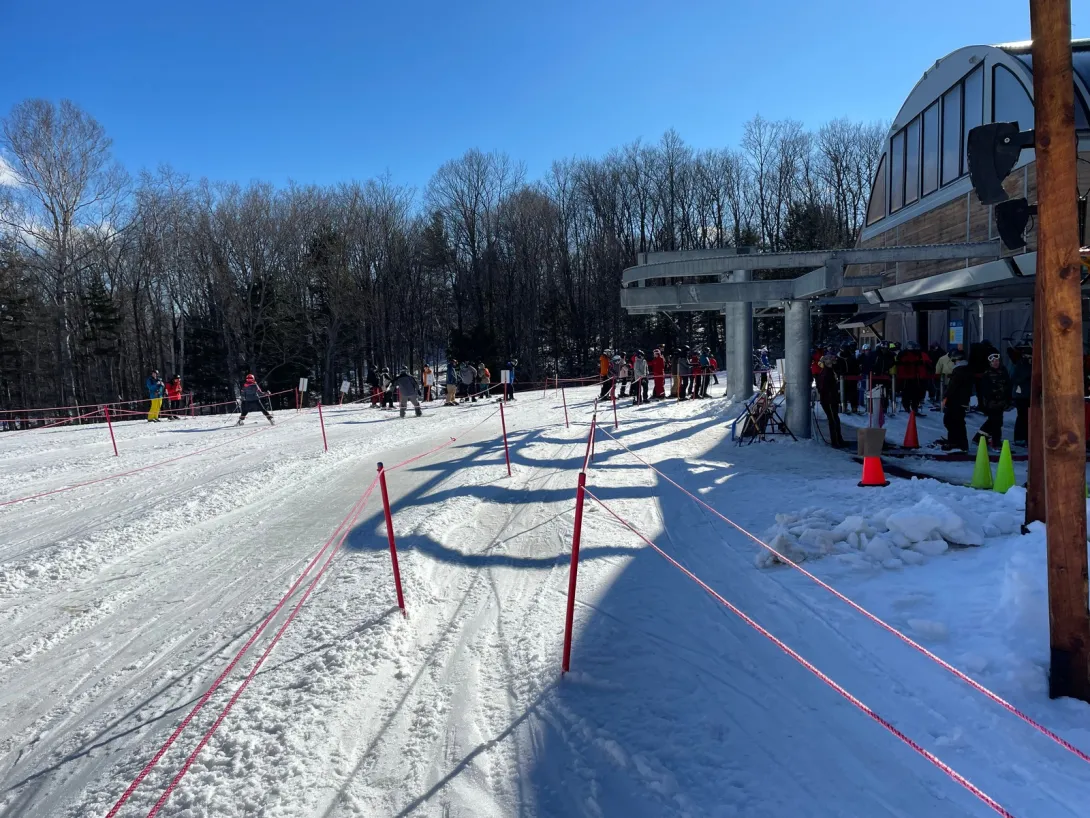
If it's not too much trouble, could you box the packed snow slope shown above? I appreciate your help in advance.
[1,388,1088,817]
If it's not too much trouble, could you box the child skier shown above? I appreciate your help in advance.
[237,374,275,425]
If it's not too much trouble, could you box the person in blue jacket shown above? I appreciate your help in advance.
[145,369,165,422]
[504,360,517,400]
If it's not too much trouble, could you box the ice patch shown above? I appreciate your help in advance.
[907,619,949,641]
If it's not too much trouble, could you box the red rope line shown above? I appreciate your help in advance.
[598,426,1090,768]
[144,479,379,817]
[105,476,380,818]
[581,487,1016,818]
[0,408,104,438]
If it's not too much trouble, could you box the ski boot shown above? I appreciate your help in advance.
[267,415,275,425]
[236,417,245,426]
[415,406,422,417]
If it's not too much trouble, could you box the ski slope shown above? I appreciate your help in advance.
[1,388,1089,817]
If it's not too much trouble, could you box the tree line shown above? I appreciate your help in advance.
[0,99,884,409]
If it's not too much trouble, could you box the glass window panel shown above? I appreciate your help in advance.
[890,131,905,212]
[904,117,920,205]
[992,64,1035,130]
[962,66,984,176]
[922,102,939,195]
[866,155,887,225]
[942,83,962,186]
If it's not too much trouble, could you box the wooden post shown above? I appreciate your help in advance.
[1031,0,1090,702]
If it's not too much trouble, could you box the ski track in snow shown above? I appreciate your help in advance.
[1,389,1088,817]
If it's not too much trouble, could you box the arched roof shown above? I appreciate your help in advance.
[860,40,1090,242]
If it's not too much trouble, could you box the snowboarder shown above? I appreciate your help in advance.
[942,350,972,452]
[393,368,422,418]
[146,369,164,422]
[815,353,845,447]
[975,352,1011,449]
[237,374,275,425]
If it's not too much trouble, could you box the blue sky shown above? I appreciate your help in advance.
[3,0,1088,192]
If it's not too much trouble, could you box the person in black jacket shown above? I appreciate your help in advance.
[975,352,1012,449]
[1009,346,1032,445]
[816,353,845,447]
[237,374,275,425]
[942,351,973,451]
[838,343,860,414]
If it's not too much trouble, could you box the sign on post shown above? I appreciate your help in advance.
[948,320,964,348]
[340,380,350,394]
[299,377,309,392]
[500,370,511,384]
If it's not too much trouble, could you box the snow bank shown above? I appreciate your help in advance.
[756,478,1025,571]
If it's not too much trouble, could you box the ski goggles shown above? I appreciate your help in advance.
[988,353,1001,362]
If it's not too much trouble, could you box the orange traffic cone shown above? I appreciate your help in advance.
[903,411,920,449]
[858,456,890,487]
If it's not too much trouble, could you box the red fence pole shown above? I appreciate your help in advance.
[612,390,618,430]
[562,386,570,429]
[295,387,300,414]
[104,406,119,457]
[317,401,328,452]
[582,413,597,471]
[377,462,406,613]
[562,471,588,674]
[499,400,512,477]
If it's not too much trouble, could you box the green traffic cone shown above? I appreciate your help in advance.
[993,440,1015,494]
[970,436,994,490]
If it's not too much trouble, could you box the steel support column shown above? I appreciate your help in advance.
[784,301,812,439]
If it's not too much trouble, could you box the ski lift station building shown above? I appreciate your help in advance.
[619,39,1090,437]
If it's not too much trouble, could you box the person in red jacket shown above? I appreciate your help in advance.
[915,346,932,417]
[688,349,703,399]
[164,374,184,420]
[649,348,666,399]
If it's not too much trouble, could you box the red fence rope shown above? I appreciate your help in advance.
[143,479,380,817]
[597,425,1090,768]
[0,408,104,438]
[105,475,380,818]
[581,486,1015,818]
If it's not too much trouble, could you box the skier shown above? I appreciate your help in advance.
[445,359,459,406]
[145,369,165,422]
[477,361,490,400]
[421,363,433,402]
[380,367,395,409]
[459,361,477,403]
[632,350,649,404]
[367,366,382,408]
[598,350,612,399]
[236,374,275,425]
[689,348,703,398]
[393,367,423,418]
[974,352,1011,449]
[1010,346,1031,445]
[164,374,183,420]
[617,356,630,398]
[650,348,666,399]
[942,350,973,452]
[815,353,845,447]
[504,360,517,400]
[677,348,691,401]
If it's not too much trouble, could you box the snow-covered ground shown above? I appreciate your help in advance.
[2,387,1089,817]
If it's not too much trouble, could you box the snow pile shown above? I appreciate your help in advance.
[756,481,1025,570]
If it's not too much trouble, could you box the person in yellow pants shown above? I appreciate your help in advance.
[146,369,164,422]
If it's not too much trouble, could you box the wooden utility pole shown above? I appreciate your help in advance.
[1025,296,1046,526]
[1030,0,1090,702]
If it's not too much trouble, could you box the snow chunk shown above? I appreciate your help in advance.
[986,512,1020,537]
[899,549,927,566]
[798,528,835,551]
[832,515,867,538]
[912,539,949,557]
[864,536,895,562]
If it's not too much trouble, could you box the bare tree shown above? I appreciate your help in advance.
[0,99,129,402]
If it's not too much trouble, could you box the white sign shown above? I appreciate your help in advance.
[340,379,350,394]
[422,370,431,386]
[298,377,309,392]
[501,370,511,384]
